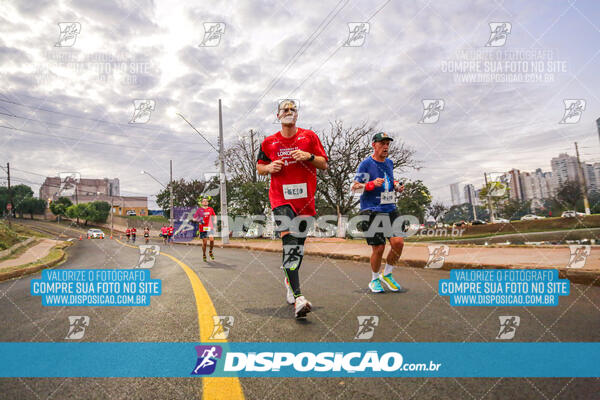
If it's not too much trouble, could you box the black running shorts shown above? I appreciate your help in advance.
[359,210,401,246]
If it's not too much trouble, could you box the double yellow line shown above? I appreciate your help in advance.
[117,240,244,400]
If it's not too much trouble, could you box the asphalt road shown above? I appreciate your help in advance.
[1,220,599,399]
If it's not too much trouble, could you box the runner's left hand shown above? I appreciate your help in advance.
[290,150,311,161]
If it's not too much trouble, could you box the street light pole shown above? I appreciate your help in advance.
[169,160,174,227]
[484,172,496,223]
[141,169,173,225]
[575,142,591,215]
[219,99,229,244]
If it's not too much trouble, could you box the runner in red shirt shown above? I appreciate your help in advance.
[193,197,217,262]
[131,227,137,243]
[125,228,131,242]
[257,99,328,319]
[167,225,174,243]
[160,225,168,244]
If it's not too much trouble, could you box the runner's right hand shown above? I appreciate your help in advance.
[268,160,284,174]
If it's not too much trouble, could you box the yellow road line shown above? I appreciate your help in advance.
[116,239,244,400]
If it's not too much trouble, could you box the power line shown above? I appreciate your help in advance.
[0,95,217,140]
[237,0,350,123]
[288,0,393,96]
[0,124,211,154]
[0,95,162,133]
[0,110,208,147]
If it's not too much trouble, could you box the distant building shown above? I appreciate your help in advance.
[40,176,147,216]
[551,153,581,188]
[40,177,120,199]
[463,184,479,206]
[520,169,555,202]
[450,183,461,205]
[550,153,597,192]
[505,169,523,201]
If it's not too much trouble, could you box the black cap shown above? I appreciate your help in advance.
[372,132,393,143]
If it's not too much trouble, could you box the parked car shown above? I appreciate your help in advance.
[453,220,467,227]
[126,210,136,216]
[561,210,584,218]
[494,218,510,223]
[87,228,105,239]
[471,219,487,225]
[521,214,545,221]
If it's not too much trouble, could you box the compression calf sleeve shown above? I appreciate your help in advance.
[282,234,306,297]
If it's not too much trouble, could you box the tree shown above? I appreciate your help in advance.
[156,179,217,217]
[86,201,111,223]
[499,199,531,220]
[443,203,489,224]
[427,201,448,221]
[0,184,34,217]
[315,121,417,219]
[50,197,73,222]
[16,197,47,219]
[224,129,268,184]
[222,129,270,215]
[555,180,581,210]
[396,180,432,223]
[227,179,270,216]
[478,181,509,218]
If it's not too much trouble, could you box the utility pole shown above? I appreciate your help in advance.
[470,189,478,221]
[74,179,79,225]
[6,162,11,228]
[110,196,114,238]
[169,160,174,227]
[219,99,230,244]
[250,129,257,183]
[574,142,591,215]
[484,173,496,223]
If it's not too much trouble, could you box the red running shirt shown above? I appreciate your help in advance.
[193,207,215,229]
[257,128,327,216]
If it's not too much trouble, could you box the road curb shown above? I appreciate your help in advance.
[0,244,70,282]
[215,242,600,288]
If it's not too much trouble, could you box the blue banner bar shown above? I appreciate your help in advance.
[1,342,599,378]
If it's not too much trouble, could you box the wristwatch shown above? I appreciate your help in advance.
[308,153,315,161]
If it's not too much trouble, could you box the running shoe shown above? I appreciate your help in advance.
[209,251,215,260]
[203,255,207,262]
[368,278,385,293]
[284,277,295,305]
[294,295,312,319]
[380,273,401,292]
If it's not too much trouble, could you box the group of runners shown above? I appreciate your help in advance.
[125,227,151,244]
[123,99,404,320]
[257,99,405,319]
[123,198,216,262]
[159,225,174,244]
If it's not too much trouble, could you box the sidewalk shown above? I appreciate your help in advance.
[179,238,600,286]
[0,239,61,270]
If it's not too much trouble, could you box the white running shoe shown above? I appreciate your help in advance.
[294,295,312,319]
[284,277,295,305]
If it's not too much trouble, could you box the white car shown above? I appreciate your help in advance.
[561,210,584,218]
[521,214,545,221]
[87,228,105,239]
[494,218,510,223]
[126,210,137,216]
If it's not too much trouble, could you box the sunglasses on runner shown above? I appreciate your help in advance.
[281,107,297,113]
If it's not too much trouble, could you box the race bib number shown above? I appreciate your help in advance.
[380,191,395,204]
[283,183,307,200]
[203,226,210,231]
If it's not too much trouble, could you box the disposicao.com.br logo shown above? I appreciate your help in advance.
[194,348,441,376]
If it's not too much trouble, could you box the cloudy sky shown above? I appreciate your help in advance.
[1,0,599,207]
